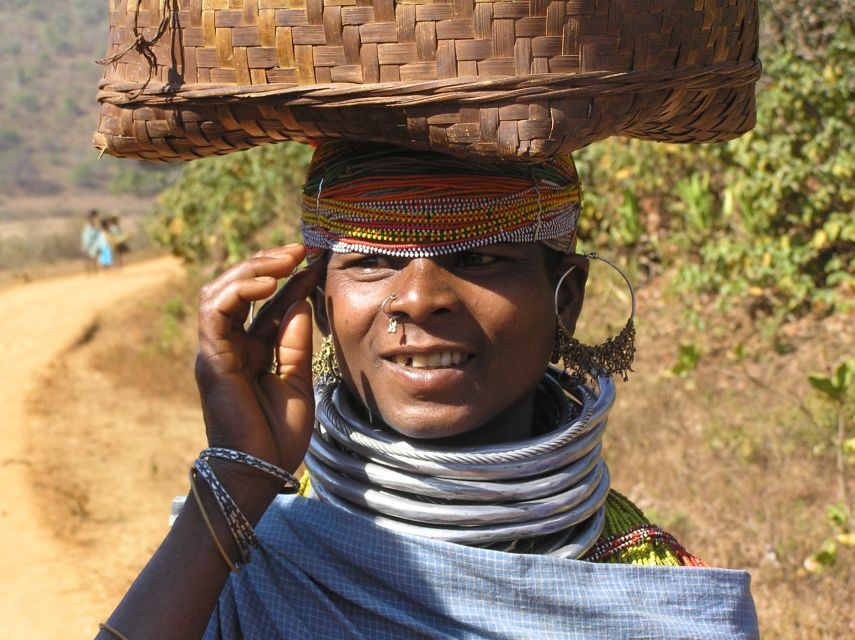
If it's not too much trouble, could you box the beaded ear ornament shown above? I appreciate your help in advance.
[551,252,636,384]
[311,290,399,383]
[312,335,342,385]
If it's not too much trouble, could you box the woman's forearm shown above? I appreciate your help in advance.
[98,247,316,639]
[96,468,280,640]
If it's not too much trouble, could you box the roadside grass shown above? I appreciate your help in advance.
[0,218,81,270]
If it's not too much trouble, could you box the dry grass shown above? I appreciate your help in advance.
[599,280,855,639]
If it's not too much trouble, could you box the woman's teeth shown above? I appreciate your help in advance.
[394,352,467,368]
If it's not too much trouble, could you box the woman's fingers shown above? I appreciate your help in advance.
[257,300,316,472]
[198,276,278,354]
[198,245,307,341]
[275,300,314,386]
[214,245,305,291]
[249,244,306,260]
[193,245,316,468]
[247,261,324,340]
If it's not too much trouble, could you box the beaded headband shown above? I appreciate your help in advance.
[300,141,581,258]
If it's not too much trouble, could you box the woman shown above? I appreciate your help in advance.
[81,210,101,272]
[97,142,758,639]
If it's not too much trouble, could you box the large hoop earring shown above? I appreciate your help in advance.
[551,252,636,382]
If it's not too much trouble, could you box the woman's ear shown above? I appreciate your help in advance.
[554,253,589,337]
[311,287,331,336]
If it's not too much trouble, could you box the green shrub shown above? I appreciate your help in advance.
[575,3,854,318]
[149,143,312,265]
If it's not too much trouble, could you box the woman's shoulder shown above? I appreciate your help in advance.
[582,489,707,567]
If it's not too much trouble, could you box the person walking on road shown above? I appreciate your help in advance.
[81,210,101,273]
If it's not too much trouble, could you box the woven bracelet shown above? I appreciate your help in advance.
[200,447,300,493]
[192,458,260,565]
[188,468,240,572]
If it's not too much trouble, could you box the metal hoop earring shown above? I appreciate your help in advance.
[552,253,637,382]
[381,293,399,333]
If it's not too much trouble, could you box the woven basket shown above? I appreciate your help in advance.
[93,0,760,162]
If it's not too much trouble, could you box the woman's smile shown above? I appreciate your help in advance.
[387,350,472,368]
[380,347,475,396]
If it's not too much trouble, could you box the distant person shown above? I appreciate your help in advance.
[96,219,114,269]
[106,213,131,268]
[80,210,101,272]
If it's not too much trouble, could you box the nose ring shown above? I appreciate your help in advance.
[380,293,399,333]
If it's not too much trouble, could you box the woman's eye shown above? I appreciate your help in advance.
[344,255,390,271]
[457,252,499,268]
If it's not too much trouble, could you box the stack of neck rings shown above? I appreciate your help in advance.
[301,141,611,558]
[306,372,613,557]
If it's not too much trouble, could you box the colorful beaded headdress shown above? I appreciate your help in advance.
[301,141,581,258]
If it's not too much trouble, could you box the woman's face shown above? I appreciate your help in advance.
[319,243,577,442]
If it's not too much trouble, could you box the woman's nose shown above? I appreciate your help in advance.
[390,258,459,324]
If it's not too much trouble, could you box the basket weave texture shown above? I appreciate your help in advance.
[94,0,760,162]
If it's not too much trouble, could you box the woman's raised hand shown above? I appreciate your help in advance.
[95,246,323,640]
[195,244,322,477]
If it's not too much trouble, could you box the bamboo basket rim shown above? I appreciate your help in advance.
[98,60,761,109]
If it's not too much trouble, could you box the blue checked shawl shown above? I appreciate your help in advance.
[204,495,759,639]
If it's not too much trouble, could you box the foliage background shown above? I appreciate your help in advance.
[149,143,311,265]
[573,0,854,322]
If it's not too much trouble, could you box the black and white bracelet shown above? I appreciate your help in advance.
[200,447,300,493]
[192,457,260,564]
[191,448,300,566]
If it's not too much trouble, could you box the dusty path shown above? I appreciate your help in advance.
[0,257,183,639]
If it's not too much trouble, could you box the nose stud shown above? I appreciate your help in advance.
[380,293,398,333]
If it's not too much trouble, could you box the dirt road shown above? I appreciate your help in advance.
[0,257,184,639]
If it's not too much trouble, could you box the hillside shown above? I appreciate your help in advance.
[0,1,176,200]
[0,1,181,272]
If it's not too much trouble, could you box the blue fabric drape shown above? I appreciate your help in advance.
[205,495,758,639]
